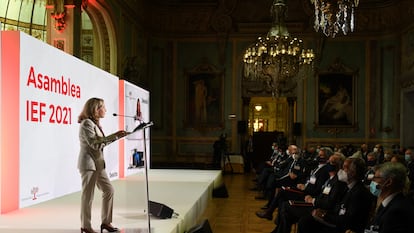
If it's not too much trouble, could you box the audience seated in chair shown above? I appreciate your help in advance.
[270,152,347,233]
[366,162,414,233]
[297,157,375,233]
[256,147,333,221]
[255,145,307,220]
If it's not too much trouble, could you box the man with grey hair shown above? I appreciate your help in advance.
[255,144,307,220]
[270,151,347,233]
[256,145,332,221]
[366,162,414,233]
[298,157,375,233]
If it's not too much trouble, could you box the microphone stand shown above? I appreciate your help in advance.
[114,113,154,232]
[129,121,153,233]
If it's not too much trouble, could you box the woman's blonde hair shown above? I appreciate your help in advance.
[78,97,104,123]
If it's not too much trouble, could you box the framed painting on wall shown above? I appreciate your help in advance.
[314,58,358,131]
[185,61,224,130]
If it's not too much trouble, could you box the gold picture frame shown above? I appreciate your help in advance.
[185,60,224,130]
[314,58,359,133]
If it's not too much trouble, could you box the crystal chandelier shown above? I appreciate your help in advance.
[243,0,314,97]
[310,0,359,38]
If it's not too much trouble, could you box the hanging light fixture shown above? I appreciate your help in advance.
[243,0,314,97]
[310,0,359,38]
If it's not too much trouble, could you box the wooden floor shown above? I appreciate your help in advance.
[199,170,277,233]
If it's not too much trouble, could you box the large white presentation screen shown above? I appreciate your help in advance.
[122,80,150,177]
[16,32,120,208]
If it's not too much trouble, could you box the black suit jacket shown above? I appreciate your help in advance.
[325,181,375,233]
[276,157,306,179]
[275,156,294,177]
[313,175,347,210]
[371,193,414,233]
[303,164,331,197]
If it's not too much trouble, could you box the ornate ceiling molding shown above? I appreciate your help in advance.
[139,0,412,36]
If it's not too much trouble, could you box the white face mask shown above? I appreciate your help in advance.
[293,154,300,160]
[373,148,378,153]
[337,169,348,183]
[384,153,392,160]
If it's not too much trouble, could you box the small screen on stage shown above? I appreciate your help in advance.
[133,151,144,167]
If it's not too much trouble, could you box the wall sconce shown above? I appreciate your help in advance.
[48,0,67,32]
[255,105,262,112]
[47,0,77,32]
[51,11,66,32]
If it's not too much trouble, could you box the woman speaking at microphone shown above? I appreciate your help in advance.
[77,97,127,233]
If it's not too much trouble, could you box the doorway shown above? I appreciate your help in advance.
[248,97,289,134]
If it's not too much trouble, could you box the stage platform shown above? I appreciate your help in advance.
[0,169,222,233]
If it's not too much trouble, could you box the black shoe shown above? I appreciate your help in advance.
[261,204,269,209]
[255,210,272,220]
[100,224,119,232]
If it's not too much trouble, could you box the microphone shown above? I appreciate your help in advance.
[113,113,137,119]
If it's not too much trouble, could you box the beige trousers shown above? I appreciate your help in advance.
[80,169,114,229]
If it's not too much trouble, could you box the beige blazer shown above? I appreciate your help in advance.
[77,119,108,171]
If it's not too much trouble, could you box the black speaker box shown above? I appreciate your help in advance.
[187,219,213,233]
[293,122,301,136]
[212,184,229,198]
[237,120,247,134]
[149,200,174,219]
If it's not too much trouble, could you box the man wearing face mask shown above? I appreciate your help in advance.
[363,152,377,186]
[255,145,294,200]
[252,143,287,193]
[373,144,384,165]
[382,150,392,163]
[366,162,414,233]
[297,157,375,233]
[295,147,333,197]
[256,145,307,220]
[256,147,332,221]
[269,152,348,233]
